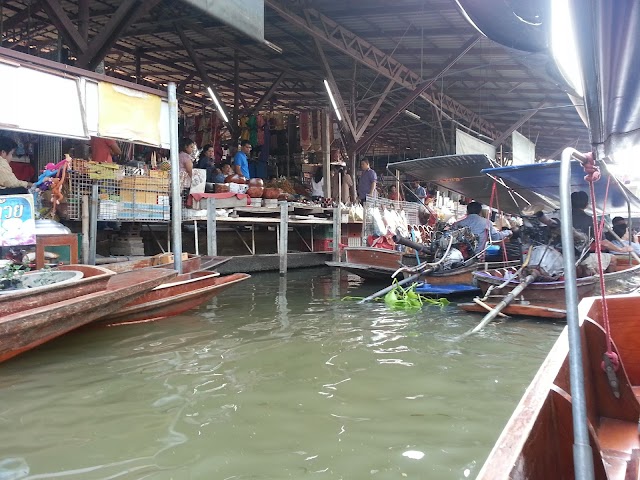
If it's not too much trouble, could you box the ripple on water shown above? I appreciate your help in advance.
[0,268,563,479]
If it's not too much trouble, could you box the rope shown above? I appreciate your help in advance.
[582,153,618,370]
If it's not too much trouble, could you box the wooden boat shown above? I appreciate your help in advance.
[0,268,176,363]
[326,247,419,281]
[460,259,640,318]
[476,293,640,479]
[98,272,251,326]
[104,254,229,274]
[0,264,115,317]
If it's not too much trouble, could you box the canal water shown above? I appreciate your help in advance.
[0,268,563,480]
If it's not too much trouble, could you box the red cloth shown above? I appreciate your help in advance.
[10,162,35,182]
[187,192,249,208]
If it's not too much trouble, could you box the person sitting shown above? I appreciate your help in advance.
[453,201,512,252]
[571,191,632,274]
[0,137,32,195]
[388,184,403,201]
[605,216,640,255]
[211,168,226,184]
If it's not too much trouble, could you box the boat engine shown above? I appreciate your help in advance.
[433,226,477,270]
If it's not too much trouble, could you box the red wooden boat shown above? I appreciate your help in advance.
[103,254,229,274]
[98,272,251,325]
[326,247,418,281]
[0,268,176,363]
[461,259,640,318]
[476,293,640,479]
[0,264,115,317]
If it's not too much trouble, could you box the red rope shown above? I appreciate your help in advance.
[582,153,618,370]
[487,182,508,263]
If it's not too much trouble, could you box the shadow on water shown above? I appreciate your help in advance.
[0,267,563,480]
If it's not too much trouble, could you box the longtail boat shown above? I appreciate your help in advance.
[98,271,251,326]
[0,268,176,363]
[103,253,229,273]
[0,264,115,316]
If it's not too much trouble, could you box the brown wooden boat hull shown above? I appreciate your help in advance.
[458,301,567,319]
[105,254,229,273]
[424,264,475,285]
[0,265,115,317]
[0,268,177,363]
[477,303,640,480]
[99,272,251,325]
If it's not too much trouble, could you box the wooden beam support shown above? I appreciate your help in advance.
[2,1,44,32]
[41,0,88,54]
[76,0,160,70]
[249,71,286,116]
[354,35,481,153]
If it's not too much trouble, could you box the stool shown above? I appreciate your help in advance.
[36,234,79,269]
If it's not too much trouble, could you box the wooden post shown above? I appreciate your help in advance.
[279,201,288,275]
[81,195,90,263]
[207,198,217,256]
[89,183,98,265]
[333,205,342,262]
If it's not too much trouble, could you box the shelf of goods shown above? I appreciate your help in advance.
[64,160,170,222]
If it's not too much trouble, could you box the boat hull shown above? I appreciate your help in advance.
[104,254,229,273]
[0,265,115,317]
[99,272,251,325]
[0,268,176,363]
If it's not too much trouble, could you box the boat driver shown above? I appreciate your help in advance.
[570,191,632,275]
[453,201,512,253]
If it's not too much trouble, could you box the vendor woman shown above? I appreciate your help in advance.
[179,137,196,186]
[0,136,32,195]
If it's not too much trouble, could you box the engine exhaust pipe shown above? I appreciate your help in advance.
[392,235,430,253]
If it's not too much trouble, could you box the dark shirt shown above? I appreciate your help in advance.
[572,208,594,237]
[357,169,377,200]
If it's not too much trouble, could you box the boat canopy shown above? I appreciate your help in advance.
[388,154,553,214]
[482,161,640,213]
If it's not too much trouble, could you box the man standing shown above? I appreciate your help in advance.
[413,181,427,203]
[90,136,121,163]
[356,159,377,203]
[453,201,512,252]
[233,140,251,178]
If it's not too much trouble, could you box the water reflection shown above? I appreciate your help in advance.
[0,268,562,480]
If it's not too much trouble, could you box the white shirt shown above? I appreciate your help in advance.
[311,178,324,197]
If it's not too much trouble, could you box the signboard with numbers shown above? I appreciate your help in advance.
[0,195,36,246]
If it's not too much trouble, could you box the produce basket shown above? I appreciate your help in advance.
[87,161,120,180]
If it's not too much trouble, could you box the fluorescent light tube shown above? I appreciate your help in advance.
[323,79,342,121]
[404,110,421,120]
[207,86,229,123]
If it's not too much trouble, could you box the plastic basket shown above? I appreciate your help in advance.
[88,161,120,180]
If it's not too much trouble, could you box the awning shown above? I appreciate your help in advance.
[482,161,640,213]
[388,154,554,214]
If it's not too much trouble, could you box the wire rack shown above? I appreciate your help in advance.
[363,195,420,241]
[65,162,170,222]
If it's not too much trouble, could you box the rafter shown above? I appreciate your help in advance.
[41,0,88,53]
[491,100,548,147]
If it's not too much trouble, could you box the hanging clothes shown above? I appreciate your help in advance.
[248,115,258,147]
[299,111,311,152]
[240,116,250,141]
[310,110,322,152]
[257,115,265,146]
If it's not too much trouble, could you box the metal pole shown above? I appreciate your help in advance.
[88,184,98,265]
[279,201,288,275]
[559,147,595,480]
[168,82,183,273]
[323,109,331,198]
[207,198,217,256]
[333,205,342,262]
[81,195,90,264]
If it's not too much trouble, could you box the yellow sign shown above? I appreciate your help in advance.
[98,82,162,146]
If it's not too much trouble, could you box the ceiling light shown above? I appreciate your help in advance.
[404,110,421,120]
[207,86,229,123]
[264,40,283,54]
[323,79,342,122]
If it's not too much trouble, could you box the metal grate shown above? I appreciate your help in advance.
[65,163,171,222]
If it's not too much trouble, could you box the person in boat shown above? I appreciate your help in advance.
[452,201,512,253]
[0,136,33,195]
[605,216,640,255]
[570,191,632,274]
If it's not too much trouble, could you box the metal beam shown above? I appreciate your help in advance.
[175,24,228,123]
[2,1,44,32]
[304,9,356,141]
[249,71,286,115]
[354,35,481,153]
[76,0,160,70]
[265,0,502,141]
[78,0,89,42]
[41,0,88,53]
[355,79,394,140]
[491,100,548,147]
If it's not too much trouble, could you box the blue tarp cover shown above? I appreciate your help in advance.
[482,160,640,213]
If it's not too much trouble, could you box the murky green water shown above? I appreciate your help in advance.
[0,268,563,480]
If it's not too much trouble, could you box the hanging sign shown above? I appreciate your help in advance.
[0,194,36,246]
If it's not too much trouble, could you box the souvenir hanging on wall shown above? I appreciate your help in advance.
[248,115,258,147]
[240,116,250,141]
